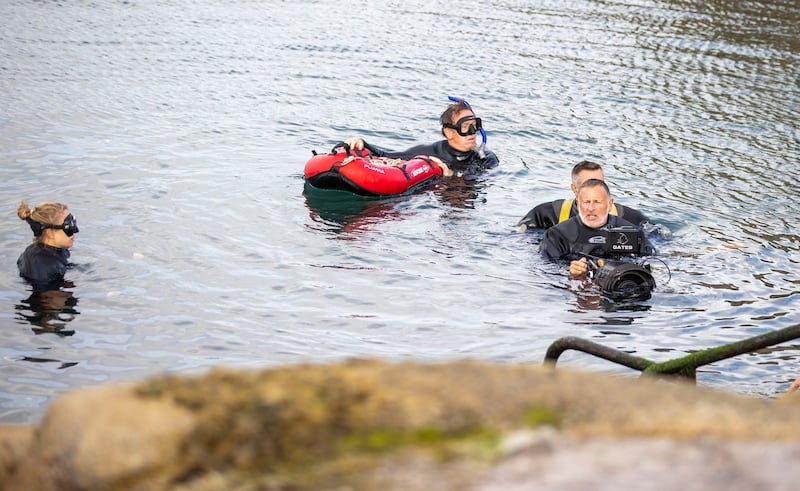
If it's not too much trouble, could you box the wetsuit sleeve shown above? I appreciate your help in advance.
[363,141,447,162]
[459,149,499,179]
[361,141,392,158]
[369,140,497,178]
[616,204,649,226]
[518,200,561,230]
[478,150,499,170]
[539,226,571,261]
[382,143,438,160]
[615,204,671,239]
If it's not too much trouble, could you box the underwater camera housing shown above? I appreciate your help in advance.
[593,259,656,302]
[604,226,644,256]
[595,225,655,301]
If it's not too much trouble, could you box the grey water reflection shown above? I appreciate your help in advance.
[15,283,80,338]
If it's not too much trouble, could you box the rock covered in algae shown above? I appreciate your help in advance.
[2,359,800,491]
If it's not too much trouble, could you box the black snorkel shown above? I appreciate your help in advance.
[448,96,487,159]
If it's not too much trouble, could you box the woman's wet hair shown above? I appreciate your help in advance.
[18,201,69,242]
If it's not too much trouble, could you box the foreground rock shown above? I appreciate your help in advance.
[2,360,800,490]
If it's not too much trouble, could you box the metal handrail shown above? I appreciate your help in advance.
[543,323,800,381]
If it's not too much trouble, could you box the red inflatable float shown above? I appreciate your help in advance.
[304,143,443,196]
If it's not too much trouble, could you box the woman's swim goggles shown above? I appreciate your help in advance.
[29,213,80,237]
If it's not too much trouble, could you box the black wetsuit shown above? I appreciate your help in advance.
[539,214,655,262]
[364,140,499,179]
[519,198,649,230]
[17,243,71,289]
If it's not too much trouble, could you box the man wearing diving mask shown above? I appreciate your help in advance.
[345,98,499,179]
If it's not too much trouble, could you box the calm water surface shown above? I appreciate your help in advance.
[1,0,798,423]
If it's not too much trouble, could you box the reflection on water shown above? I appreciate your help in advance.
[15,283,80,337]
[304,177,491,236]
[433,178,488,211]
[303,183,408,237]
[18,356,79,370]
[566,278,654,317]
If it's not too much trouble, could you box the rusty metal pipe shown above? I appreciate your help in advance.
[543,323,800,382]
[544,336,653,372]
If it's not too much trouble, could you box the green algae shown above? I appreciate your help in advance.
[343,426,500,453]
[522,406,562,428]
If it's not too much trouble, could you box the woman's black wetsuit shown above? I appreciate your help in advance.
[17,243,71,289]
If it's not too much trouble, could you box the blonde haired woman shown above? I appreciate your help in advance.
[17,200,79,288]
